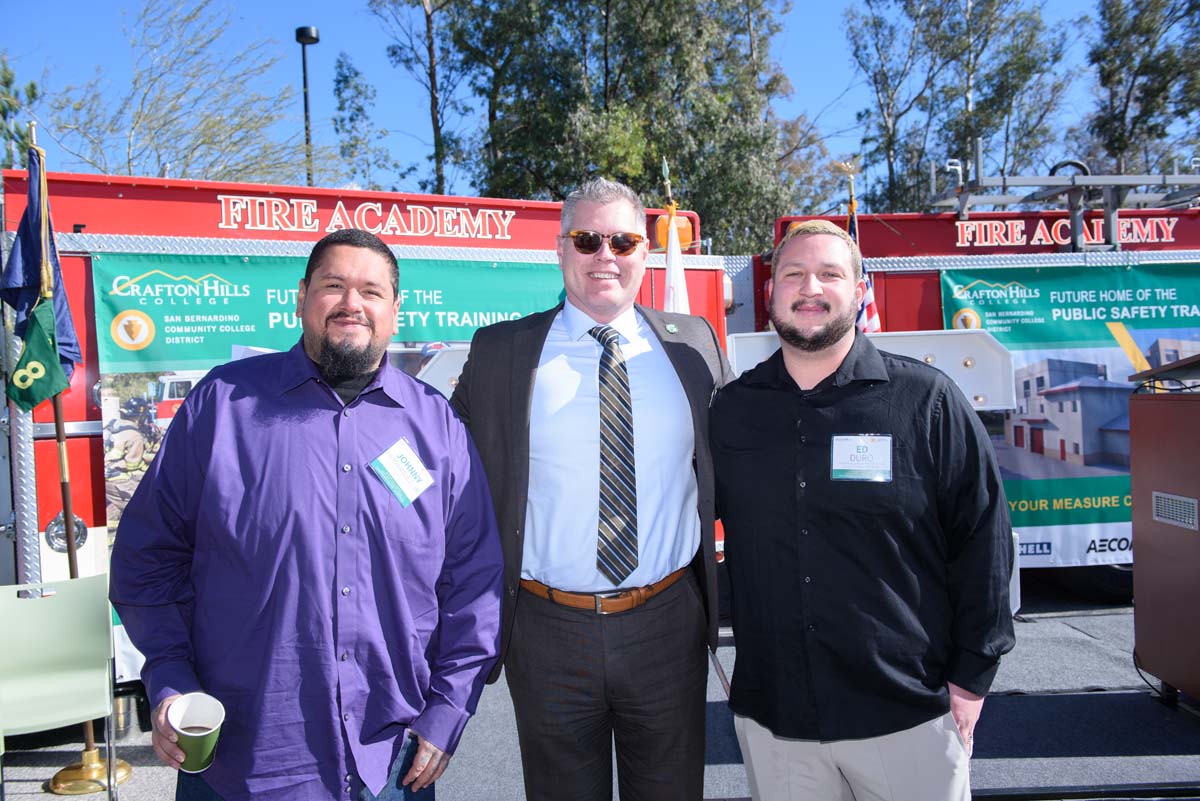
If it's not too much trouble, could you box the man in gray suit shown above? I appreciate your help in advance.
[450,177,729,801]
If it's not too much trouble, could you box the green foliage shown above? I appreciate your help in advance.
[370,0,469,194]
[778,113,841,217]
[333,53,414,191]
[46,0,336,184]
[847,0,957,213]
[1084,0,1196,173]
[936,1,1080,177]
[847,0,1099,211]
[0,53,40,170]
[442,0,801,254]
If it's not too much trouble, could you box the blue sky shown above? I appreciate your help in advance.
[7,0,1096,197]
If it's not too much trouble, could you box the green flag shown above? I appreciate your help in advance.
[7,299,70,411]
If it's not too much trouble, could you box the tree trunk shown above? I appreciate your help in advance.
[424,0,445,195]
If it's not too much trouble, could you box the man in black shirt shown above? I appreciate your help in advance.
[711,219,1014,801]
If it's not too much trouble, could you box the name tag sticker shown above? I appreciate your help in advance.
[370,437,434,507]
[830,435,893,482]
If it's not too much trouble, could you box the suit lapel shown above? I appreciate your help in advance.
[511,304,561,500]
[639,305,706,422]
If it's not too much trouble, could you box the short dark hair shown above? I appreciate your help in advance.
[304,229,399,297]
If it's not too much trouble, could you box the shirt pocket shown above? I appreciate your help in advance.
[378,470,444,548]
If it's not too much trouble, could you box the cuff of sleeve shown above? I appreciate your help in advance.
[146,660,203,709]
[947,650,1001,697]
[410,696,470,755]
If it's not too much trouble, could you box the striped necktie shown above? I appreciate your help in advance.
[589,324,638,585]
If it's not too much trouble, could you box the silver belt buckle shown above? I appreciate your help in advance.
[593,590,625,614]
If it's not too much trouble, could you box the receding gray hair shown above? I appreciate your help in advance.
[560,178,647,235]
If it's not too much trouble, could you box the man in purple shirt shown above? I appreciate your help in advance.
[110,229,503,801]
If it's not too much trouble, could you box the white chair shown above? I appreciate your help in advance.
[0,574,119,799]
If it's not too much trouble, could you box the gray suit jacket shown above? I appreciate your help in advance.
[450,302,731,682]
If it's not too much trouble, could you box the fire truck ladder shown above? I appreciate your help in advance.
[930,139,1200,253]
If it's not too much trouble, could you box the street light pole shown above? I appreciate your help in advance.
[295,26,319,186]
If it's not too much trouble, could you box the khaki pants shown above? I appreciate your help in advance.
[735,712,971,801]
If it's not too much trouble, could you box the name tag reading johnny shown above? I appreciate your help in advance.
[830,435,893,482]
[370,437,434,507]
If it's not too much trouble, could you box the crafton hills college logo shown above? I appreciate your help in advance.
[951,308,982,329]
[111,310,156,351]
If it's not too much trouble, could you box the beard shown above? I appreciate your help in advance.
[770,298,859,353]
[312,314,386,381]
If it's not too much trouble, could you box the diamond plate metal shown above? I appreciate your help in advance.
[40,232,726,269]
[4,307,41,584]
[867,249,1200,272]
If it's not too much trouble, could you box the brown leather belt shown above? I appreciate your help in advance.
[519,566,689,615]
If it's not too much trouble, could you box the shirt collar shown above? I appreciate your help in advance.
[278,339,406,407]
[562,299,641,345]
[743,331,891,391]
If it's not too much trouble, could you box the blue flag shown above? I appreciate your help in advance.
[1,145,81,381]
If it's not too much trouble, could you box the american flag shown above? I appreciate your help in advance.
[847,178,881,333]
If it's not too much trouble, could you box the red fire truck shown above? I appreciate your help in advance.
[0,171,728,593]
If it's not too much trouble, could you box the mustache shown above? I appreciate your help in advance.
[790,300,831,313]
[326,311,373,330]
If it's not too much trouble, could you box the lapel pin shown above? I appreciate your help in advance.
[665,323,678,334]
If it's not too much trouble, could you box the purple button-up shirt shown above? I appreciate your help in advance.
[110,342,502,801]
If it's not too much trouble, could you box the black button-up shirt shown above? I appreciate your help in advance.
[711,332,1014,741]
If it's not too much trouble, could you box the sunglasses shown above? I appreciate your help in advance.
[564,229,646,256]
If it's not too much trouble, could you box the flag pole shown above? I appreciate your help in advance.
[19,125,134,795]
[28,122,85,587]
[831,160,882,333]
[659,159,690,314]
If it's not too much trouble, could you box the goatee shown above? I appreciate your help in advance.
[770,299,858,353]
[316,336,385,382]
[313,313,385,381]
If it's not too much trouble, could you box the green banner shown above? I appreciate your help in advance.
[941,262,1200,566]
[1005,476,1132,528]
[942,264,1200,349]
[93,252,565,373]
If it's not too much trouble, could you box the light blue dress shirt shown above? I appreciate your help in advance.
[523,301,700,592]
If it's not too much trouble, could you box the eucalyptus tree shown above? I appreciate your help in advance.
[333,53,413,191]
[448,0,801,254]
[1085,0,1197,174]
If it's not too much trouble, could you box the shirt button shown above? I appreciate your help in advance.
[807,624,816,631]
[507,586,516,597]
[799,481,807,488]
[341,587,351,596]
[345,774,353,782]
[341,524,351,534]
[804,576,811,583]
[342,463,352,472]
[343,409,350,417]
[343,713,350,722]
[801,528,809,535]
[800,435,807,443]
[340,651,349,661]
